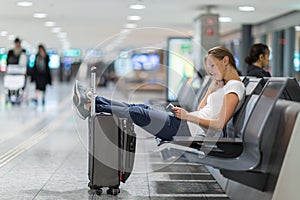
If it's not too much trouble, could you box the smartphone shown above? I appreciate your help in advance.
[166,103,175,114]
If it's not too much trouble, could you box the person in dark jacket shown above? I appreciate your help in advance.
[6,37,26,65]
[245,43,271,78]
[6,37,28,99]
[31,44,52,105]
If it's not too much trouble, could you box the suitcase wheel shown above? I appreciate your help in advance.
[95,189,103,195]
[107,187,120,195]
[88,182,103,195]
[88,182,101,190]
[88,188,103,196]
[88,182,92,188]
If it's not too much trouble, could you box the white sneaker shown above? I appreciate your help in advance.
[73,80,91,106]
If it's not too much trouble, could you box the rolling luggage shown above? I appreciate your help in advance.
[87,68,136,195]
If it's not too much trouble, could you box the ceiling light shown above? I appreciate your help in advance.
[125,23,137,29]
[8,35,15,41]
[51,27,61,33]
[219,17,232,23]
[0,31,8,37]
[129,4,146,10]
[57,32,67,38]
[33,13,48,19]
[127,15,142,21]
[45,21,56,27]
[17,1,33,7]
[238,6,255,12]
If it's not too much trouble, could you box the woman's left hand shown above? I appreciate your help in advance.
[172,107,189,120]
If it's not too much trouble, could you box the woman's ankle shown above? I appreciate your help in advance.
[84,103,91,111]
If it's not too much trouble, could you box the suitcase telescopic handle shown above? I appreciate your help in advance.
[90,66,96,116]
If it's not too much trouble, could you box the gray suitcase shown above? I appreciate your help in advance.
[87,68,136,195]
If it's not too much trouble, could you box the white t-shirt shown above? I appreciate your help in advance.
[187,80,245,137]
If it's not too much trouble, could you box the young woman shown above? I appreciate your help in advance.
[245,43,271,78]
[73,46,245,140]
[31,44,52,105]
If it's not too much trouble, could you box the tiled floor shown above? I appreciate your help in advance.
[0,77,230,200]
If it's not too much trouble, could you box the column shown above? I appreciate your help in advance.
[271,30,284,76]
[283,27,296,77]
[241,25,253,75]
[260,34,267,44]
[193,13,219,70]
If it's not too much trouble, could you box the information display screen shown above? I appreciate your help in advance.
[131,53,160,71]
[167,37,194,101]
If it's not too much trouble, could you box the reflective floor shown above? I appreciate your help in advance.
[0,77,229,200]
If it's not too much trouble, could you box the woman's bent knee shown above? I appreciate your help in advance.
[129,107,150,126]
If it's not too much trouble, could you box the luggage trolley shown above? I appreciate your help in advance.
[87,67,136,195]
[3,64,27,104]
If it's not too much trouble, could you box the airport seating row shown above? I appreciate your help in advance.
[157,75,300,193]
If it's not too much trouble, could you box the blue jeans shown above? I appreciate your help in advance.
[95,96,191,141]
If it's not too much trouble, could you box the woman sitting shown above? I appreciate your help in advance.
[73,46,245,141]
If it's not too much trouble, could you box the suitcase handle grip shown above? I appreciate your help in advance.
[90,66,96,116]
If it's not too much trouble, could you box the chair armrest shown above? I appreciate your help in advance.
[173,136,242,144]
[172,136,243,158]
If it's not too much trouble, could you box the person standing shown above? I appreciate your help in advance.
[245,43,271,78]
[6,37,28,102]
[7,37,26,65]
[31,44,52,105]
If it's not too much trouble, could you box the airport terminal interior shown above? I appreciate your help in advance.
[1,1,300,200]
[0,80,235,199]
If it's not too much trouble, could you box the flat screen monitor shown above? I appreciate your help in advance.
[294,52,300,72]
[49,54,60,69]
[0,54,7,72]
[131,53,160,71]
[114,57,132,77]
[28,54,35,68]
[63,49,81,57]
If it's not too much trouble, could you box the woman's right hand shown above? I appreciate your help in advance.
[173,107,189,120]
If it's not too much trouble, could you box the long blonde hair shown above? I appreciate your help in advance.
[207,46,237,69]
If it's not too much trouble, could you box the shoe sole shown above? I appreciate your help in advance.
[74,80,90,105]
[72,101,88,120]
[73,81,86,119]
[74,80,81,106]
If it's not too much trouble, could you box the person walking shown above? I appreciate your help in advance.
[31,44,52,105]
[6,37,28,102]
[6,37,26,66]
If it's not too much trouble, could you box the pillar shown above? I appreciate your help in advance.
[283,27,296,77]
[240,24,253,75]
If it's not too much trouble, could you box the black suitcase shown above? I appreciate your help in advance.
[87,68,136,195]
